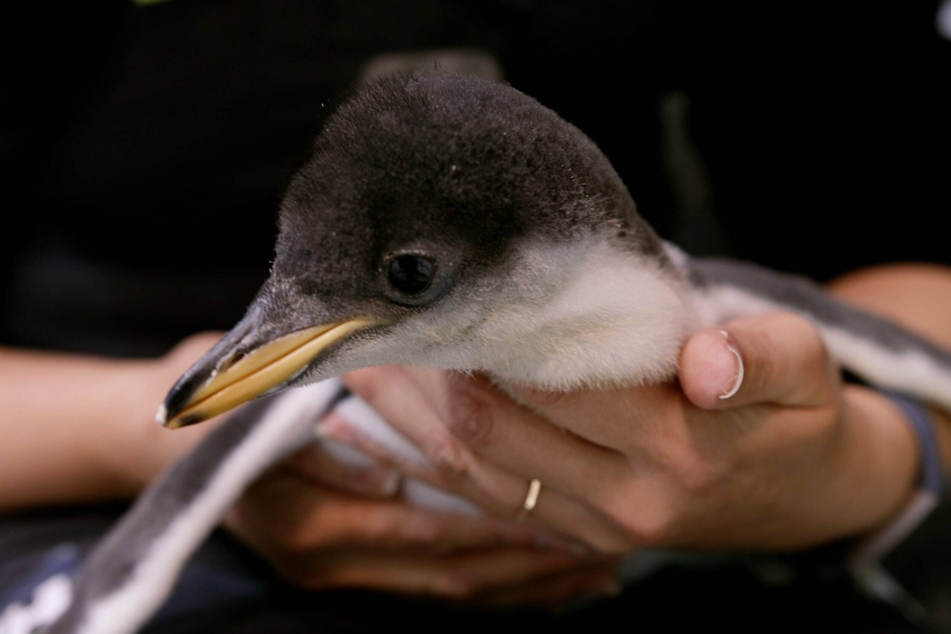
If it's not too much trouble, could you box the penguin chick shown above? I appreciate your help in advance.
[160,72,951,429]
[159,72,700,428]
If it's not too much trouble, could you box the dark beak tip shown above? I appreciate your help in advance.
[155,313,261,429]
[156,381,200,429]
[155,403,205,430]
[159,364,215,425]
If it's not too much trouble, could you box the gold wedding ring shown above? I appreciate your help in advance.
[515,478,542,522]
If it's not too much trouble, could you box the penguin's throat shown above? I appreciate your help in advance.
[389,242,700,390]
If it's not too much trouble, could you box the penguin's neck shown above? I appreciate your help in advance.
[480,241,700,389]
[382,239,701,391]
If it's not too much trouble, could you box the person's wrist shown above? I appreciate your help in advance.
[839,391,948,630]
[72,357,171,499]
[832,385,919,541]
[107,338,223,494]
[849,392,944,567]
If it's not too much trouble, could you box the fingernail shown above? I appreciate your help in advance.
[718,329,744,400]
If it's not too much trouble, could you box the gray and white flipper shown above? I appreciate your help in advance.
[41,379,347,634]
[33,378,478,634]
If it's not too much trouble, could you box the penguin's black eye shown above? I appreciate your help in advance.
[387,255,434,296]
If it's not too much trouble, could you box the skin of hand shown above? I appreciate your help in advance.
[337,266,951,557]
[0,334,224,510]
[223,456,617,605]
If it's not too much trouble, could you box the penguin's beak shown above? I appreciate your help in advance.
[156,312,377,429]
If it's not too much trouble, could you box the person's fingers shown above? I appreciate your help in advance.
[229,468,595,597]
[321,411,630,552]
[434,376,640,547]
[338,368,517,515]
[338,368,632,552]
[282,440,402,498]
[228,469,551,557]
[341,366,467,474]
[325,373,488,513]
[503,379,682,455]
[445,374,625,485]
[284,547,594,598]
[432,313,843,552]
[448,376,619,478]
[680,312,838,410]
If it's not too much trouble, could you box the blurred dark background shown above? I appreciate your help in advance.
[2,0,949,357]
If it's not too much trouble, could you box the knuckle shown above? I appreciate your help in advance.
[616,505,676,547]
[596,479,678,547]
[423,433,469,477]
[675,459,727,496]
[652,443,728,497]
[446,392,494,446]
[633,511,674,547]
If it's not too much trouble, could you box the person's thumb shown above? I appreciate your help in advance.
[679,312,837,411]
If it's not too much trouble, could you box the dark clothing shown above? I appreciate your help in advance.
[2,1,950,631]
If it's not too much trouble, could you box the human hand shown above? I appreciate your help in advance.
[141,334,616,606]
[338,312,920,554]
[222,446,618,605]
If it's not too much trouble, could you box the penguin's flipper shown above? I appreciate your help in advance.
[685,254,951,411]
[43,378,347,634]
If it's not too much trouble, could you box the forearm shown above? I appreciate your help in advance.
[0,338,217,512]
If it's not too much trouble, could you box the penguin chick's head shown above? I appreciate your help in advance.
[159,73,696,429]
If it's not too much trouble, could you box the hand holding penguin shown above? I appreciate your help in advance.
[336,310,920,554]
